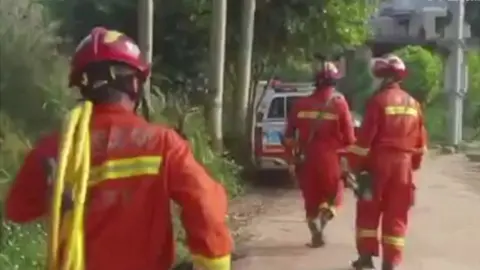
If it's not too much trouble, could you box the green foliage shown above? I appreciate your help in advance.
[464,52,480,133]
[229,0,374,58]
[0,222,46,269]
[0,0,72,137]
[466,52,480,103]
[226,0,376,89]
[47,0,376,90]
[424,96,448,143]
[47,0,211,79]
[347,57,374,112]
[271,59,312,81]
[395,46,443,105]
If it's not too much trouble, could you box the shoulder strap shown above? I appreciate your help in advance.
[304,90,343,146]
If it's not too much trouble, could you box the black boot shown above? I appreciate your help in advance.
[319,208,334,230]
[306,219,325,248]
[351,255,375,269]
[310,231,325,248]
[381,261,394,270]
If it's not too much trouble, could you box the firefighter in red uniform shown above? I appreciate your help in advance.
[348,55,427,270]
[284,61,356,247]
[5,27,233,270]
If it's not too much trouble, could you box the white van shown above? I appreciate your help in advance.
[252,81,361,171]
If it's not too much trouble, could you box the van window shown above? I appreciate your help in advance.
[267,97,285,118]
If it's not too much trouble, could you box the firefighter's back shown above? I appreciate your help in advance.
[293,90,349,153]
[86,105,175,270]
[373,87,422,152]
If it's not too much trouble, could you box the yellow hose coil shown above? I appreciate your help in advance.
[48,101,93,270]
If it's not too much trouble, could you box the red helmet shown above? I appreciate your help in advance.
[370,54,407,80]
[69,27,150,88]
[314,61,342,82]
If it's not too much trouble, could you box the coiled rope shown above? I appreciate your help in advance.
[48,101,93,270]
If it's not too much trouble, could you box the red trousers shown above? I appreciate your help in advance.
[298,150,344,220]
[355,151,415,266]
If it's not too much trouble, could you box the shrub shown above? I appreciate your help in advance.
[395,46,443,106]
[0,1,71,267]
[0,0,72,136]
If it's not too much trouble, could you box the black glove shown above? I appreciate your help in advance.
[356,172,373,201]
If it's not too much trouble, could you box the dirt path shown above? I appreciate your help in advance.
[233,154,480,270]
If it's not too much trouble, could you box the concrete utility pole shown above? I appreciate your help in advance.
[235,0,256,135]
[138,0,154,116]
[209,0,227,152]
[446,0,466,146]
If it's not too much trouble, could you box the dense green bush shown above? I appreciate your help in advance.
[0,4,69,268]
[465,52,480,133]
[0,1,242,269]
[394,46,445,141]
[395,46,443,106]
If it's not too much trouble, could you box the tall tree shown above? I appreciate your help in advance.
[138,0,155,120]
[233,0,256,136]
[208,0,227,153]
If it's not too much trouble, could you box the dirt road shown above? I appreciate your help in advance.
[233,154,480,270]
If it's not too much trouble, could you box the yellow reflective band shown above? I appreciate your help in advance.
[192,254,231,270]
[89,156,162,185]
[385,106,418,116]
[297,111,338,120]
[382,235,405,247]
[357,229,378,238]
[103,30,123,43]
[321,112,338,120]
[297,111,318,119]
[348,145,369,156]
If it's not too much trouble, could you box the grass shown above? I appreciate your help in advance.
[0,222,46,269]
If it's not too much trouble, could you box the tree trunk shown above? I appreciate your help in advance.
[233,0,256,136]
[138,0,155,119]
[337,49,357,108]
[208,0,227,153]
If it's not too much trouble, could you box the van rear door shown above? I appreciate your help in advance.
[254,94,304,170]
[261,96,286,154]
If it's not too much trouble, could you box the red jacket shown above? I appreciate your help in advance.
[284,87,356,162]
[5,104,232,270]
[348,83,427,171]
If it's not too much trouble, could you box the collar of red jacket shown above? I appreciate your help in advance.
[312,86,335,98]
[93,103,135,114]
[381,82,401,90]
